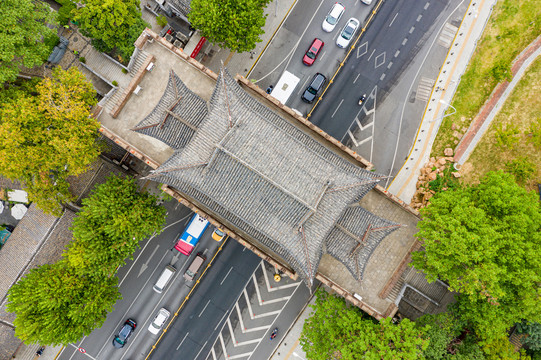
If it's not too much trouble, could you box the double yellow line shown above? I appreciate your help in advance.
[307,0,385,119]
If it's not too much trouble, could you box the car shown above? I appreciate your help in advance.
[302,38,324,66]
[322,3,345,32]
[361,0,373,4]
[336,18,360,48]
[212,228,226,241]
[301,73,326,103]
[148,308,170,335]
[112,319,136,348]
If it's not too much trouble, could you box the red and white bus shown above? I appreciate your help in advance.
[174,213,210,255]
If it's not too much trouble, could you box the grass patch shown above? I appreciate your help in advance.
[432,0,541,156]
[460,56,541,191]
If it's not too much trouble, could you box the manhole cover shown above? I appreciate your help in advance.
[73,36,78,42]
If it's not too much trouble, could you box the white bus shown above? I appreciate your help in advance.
[270,71,300,105]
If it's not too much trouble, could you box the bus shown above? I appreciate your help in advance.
[270,70,300,105]
[174,213,210,255]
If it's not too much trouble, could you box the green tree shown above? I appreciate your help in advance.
[0,67,101,216]
[65,176,166,276]
[73,0,148,62]
[6,262,121,345]
[189,0,271,53]
[412,171,541,344]
[0,0,57,83]
[300,289,429,360]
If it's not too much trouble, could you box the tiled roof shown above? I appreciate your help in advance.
[144,69,396,285]
[132,70,208,149]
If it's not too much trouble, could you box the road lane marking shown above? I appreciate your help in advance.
[331,99,344,118]
[394,50,400,57]
[416,14,423,22]
[374,52,386,69]
[138,245,160,277]
[298,76,311,95]
[380,73,386,81]
[357,41,368,58]
[424,2,430,10]
[194,340,208,359]
[177,332,189,350]
[387,61,393,69]
[389,12,399,27]
[220,267,233,285]
[319,51,327,61]
[402,38,408,45]
[367,49,376,61]
[409,26,415,34]
[199,300,211,317]
[118,213,191,286]
[353,73,361,84]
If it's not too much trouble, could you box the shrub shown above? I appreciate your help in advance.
[57,0,76,26]
[43,33,60,52]
[156,15,168,27]
[112,80,118,86]
[495,123,520,149]
[505,156,535,183]
[78,57,86,63]
[121,68,128,74]
[527,118,541,150]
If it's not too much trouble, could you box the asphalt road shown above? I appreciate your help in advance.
[148,239,261,360]
[250,0,376,112]
[56,200,222,360]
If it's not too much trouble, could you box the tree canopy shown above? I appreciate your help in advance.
[73,0,148,62]
[0,0,57,83]
[7,262,121,345]
[189,0,272,53]
[0,67,101,215]
[300,289,429,360]
[65,176,167,277]
[412,170,541,343]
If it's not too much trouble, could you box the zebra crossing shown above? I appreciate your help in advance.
[205,261,302,360]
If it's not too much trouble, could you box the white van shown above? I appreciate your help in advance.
[153,265,176,293]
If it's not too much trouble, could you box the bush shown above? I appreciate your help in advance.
[527,118,541,150]
[112,80,118,86]
[517,321,541,351]
[156,15,168,27]
[78,57,86,63]
[57,0,76,26]
[43,33,60,53]
[121,68,128,74]
[505,156,535,183]
[495,123,520,149]
[427,165,460,193]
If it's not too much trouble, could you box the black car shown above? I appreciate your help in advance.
[112,319,137,348]
[301,73,326,103]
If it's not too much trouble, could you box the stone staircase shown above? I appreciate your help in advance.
[129,49,150,77]
[82,49,130,87]
[103,87,125,115]
[404,266,449,304]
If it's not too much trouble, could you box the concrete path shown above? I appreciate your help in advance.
[387,0,499,203]
[454,35,541,166]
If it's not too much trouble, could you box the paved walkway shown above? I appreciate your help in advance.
[387,0,499,203]
[454,35,541,165]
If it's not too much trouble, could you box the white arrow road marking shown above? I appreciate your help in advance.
[138,245,160,277]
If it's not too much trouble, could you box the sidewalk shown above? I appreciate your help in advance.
[198,0,297,77]
[387,0,499,203]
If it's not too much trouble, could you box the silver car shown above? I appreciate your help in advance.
[322,2,345,32]
[148,308,170,335]
[336,18,360,48]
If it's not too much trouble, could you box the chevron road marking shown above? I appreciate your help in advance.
[218,333,228,359]
[210,347,217,360]
[229,353,254,359]
[261,261,301,292]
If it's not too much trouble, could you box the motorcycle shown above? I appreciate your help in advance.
[270,327,278,340]
[358,94,367,105]
[36,347,45,356]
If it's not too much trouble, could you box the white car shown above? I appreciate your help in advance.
[336,18,360,48]
[322,2,345,32]
[361,0,373,4]
[148,308,170,335]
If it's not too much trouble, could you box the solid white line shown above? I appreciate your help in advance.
[219,333,228,359]
[369,94,377,163]
[367,49,376,61]
[215,311,229,331]
[331,99,344,118]
[319,51,327,61]
[199,300,211,317]
[353,73,361,84]
[210,347,217,360]
[177,332,189,350]
[220,267,233,285]
[385,0,465,188]
[389,12,399,27]
[194,340,207,359]
[347,130,359,147]
[229,352,254,359]
[298,76,311,95]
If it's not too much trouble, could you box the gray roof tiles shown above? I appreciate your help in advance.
[143,69,399,285]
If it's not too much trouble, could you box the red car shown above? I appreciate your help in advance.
[302,38,324,66]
